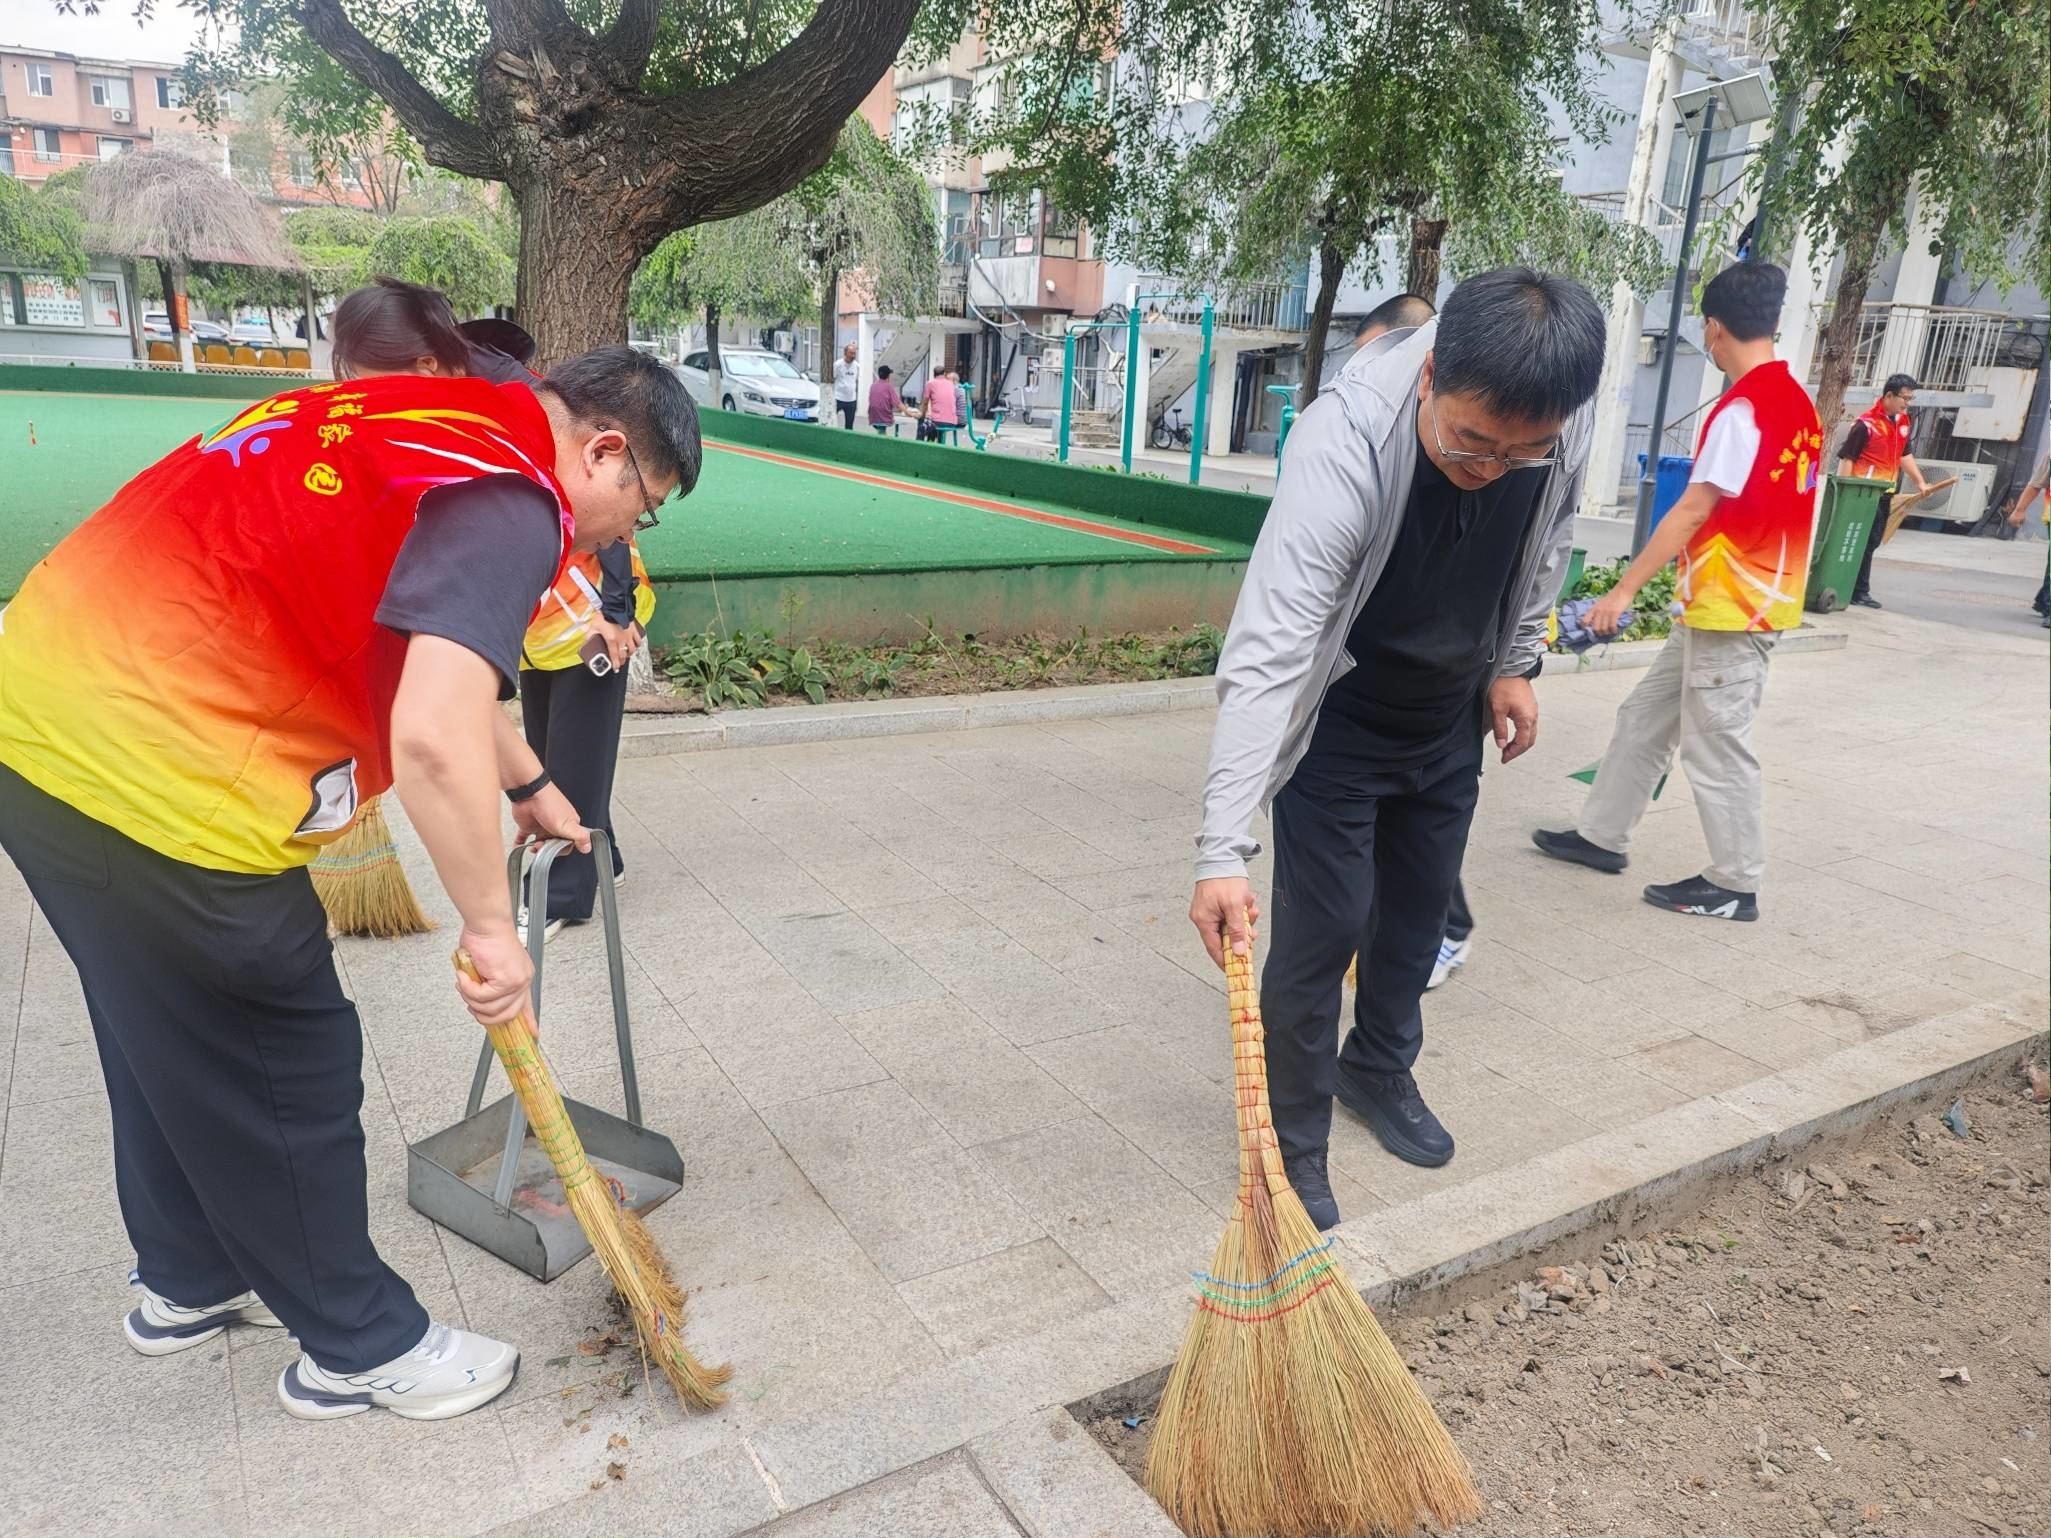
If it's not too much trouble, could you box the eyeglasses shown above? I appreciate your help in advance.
[1424,394,1559,473]
[621,441,665,533]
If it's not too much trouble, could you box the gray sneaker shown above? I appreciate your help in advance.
[277,1321,518,1421]
[124,1283,283,1357]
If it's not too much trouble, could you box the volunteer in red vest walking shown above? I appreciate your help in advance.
[1534,262,1821,922]
[1838,372,1931,609]
[0,345,699,1422]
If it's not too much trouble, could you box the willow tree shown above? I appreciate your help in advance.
[71,0,950,361]
[0,176,87,283]
[1751,0,2051,442]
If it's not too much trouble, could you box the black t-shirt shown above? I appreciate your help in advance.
[1309,452,1546,769]
[374,473,561,697]
[1838,421,1871,464]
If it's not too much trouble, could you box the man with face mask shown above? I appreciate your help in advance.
[1189,267,1605,1229]
[0,347,700,1423]
[1535,262,1820,926]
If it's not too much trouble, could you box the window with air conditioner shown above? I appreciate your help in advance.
[90,76,132,110]
[27,62,54,96]
[32,127,62,163]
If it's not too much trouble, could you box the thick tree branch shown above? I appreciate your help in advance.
[483,0,576,43]
[642,0,922,226]
[604,0,663,81]
[295,0,501,180]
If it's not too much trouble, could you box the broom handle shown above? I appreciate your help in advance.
[454,950,605,1204]
[1223,918,1287,1190]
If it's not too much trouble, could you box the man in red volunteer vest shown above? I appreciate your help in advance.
[1535,262,1821,923]
[1838,372,1931,609]
[0,346,699,1422]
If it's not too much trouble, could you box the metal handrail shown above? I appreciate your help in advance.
[1808,302,2023,393]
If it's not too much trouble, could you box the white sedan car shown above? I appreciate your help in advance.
[675,347,819,421]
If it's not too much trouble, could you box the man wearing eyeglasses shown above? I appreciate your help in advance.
[0,346,700,1423]
[1189,267,1606,1228]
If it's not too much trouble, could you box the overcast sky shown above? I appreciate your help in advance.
[3,4,213,65]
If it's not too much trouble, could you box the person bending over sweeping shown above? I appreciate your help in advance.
[1189,267,1604,1232]
[0,346,700,1422]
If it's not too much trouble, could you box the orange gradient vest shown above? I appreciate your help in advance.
[521,542,656,672]
[0,375,570,874]
[1676,359,1822,632]
[1847,400,1911,486]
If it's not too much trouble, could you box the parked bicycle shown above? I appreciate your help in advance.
[1150,407,1193,451]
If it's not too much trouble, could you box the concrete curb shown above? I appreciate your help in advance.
[725,996,2039,1536]
[619,627,1850,758]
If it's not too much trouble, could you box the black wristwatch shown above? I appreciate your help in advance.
[506,770,552,804]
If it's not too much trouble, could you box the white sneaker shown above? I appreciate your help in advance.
[124,1283,283,1356]
[515,911,565,945]
[277,1321,518,1421]
[1426,935,1472,991]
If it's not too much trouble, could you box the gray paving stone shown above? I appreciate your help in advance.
[753,1452,1021,1538]
[842,997,1084,1146]
[0,1090,128,1285]
[1022,1026,1237,1188]
[485,1433,777,1538]
[969,1408,1185,1538]
[896,1236,1112,1360]
[1631,1032,1774,1095]
[751,909,947,1016]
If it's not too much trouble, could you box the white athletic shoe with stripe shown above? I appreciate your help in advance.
[277,1321,518,1421]
[124,1283,283,1356]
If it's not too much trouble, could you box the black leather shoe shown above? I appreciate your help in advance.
[1850,593,1883,609]
[1335,1068,1454,1168]
[1643,874,1758,921]
[1532,827,1628,873]
[1282,1148,1340,1231]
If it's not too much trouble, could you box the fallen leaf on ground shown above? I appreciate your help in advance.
[606,1462,626,1481]
[607,1434,631,1450]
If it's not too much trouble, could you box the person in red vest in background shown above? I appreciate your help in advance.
[1535,261,1821,923]
[1838,372,1932,609]
[0,346,698,1424]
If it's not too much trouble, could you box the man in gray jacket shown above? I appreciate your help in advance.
[1188,267,1605,1229]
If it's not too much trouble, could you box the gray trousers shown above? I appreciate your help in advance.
[1578,626,1776,892]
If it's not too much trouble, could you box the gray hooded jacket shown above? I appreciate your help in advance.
[1193,317,1591,880]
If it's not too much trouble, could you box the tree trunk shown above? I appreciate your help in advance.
[165,257,195,374]
[1812,218,1889,455]
[1407,216,1448,298]
[512,176,645,365]
[1298,233,1345,411]
[819,265,839,417]
[705,301,724,408]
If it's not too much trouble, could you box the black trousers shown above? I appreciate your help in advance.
[1853,493,1893,599]
[1262,737,1483,1160]
[519,661,629,922]
[1444,877,1474,943]
[0,764,427,1372]
[836,400,857,429]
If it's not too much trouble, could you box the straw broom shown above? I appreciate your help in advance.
[454,950,732,1410]
[310,796,435,938]
[1145,925,1480,1538]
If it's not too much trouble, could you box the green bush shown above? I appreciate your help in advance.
[1564,556,1677,643]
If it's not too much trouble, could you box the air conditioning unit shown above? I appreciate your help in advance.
[1907,458,1996,526]
[110,107,131,123]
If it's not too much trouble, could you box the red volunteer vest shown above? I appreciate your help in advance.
[1848,401,1911,485]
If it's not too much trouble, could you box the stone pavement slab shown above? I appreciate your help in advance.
[1,585,2042,1536]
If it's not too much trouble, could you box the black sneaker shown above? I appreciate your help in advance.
[1532,828,1628,874]
[1850,593,1883,609]
[1282,1148,1340,1231]
[1643,875,1758,922]
[1335,1067,1454,1168]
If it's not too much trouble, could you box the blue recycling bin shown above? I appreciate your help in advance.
[1635,454,1695,536]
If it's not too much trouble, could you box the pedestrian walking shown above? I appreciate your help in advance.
[1839,372,1931,609]
[2008,454,2049,627]
[1189,267,1604,1228]
[1535,261,1821,924]
[833,342,860,429]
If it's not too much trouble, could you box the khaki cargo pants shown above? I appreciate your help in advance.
[1578,625,1776,892]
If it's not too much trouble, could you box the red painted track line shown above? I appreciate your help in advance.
[706,440,1219,556]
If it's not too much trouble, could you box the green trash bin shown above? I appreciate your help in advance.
[1805,474,1891,614]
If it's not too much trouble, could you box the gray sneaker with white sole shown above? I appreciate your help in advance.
[277,1321,518,1421]
[124,1284,283,1356]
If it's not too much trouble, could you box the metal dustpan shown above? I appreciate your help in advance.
[407,833,683,1281]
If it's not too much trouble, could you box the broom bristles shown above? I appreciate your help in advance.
[462,953,731,1411]
[1146,935,1480,1538]
[311,796,435,938]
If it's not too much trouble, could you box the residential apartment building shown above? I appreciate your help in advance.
[1,44,196,179]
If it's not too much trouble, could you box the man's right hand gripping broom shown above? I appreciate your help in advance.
[1190,876,1259,970]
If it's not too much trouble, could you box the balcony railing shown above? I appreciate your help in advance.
[936,264,969,319]
[1680,0,1768,60]
[1135,276,1308,333]
[1809,303,2015,395]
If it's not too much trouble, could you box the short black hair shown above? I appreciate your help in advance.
[1433,266,1605,422]
[1883,372,1919,396]
[1356,292,1435,340]
[877,363,893,380]
[540,345,702,499]
[1699,262,1786,341]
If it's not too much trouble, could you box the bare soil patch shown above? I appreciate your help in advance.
[1091,1064,2050,1537]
